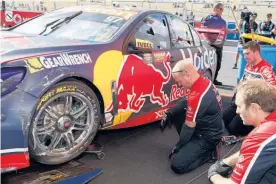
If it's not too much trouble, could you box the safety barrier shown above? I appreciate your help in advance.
[237,45,276,82]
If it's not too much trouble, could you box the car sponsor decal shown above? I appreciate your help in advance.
[180,47,216,71]
[170,84,188,102]
[136,39,153,49]
[25,52,92,73]
[25,58,45,73]
[155,108,169,119]
[143,53,153,63]
[153,51,166,62]
[93,50,125,126]
[37,86,77,110]
[104,16,125,23]
[95,51,172,127]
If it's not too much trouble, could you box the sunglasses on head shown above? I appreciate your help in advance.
[172,70,187,74]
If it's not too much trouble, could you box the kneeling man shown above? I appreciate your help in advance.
[161,60,223,174]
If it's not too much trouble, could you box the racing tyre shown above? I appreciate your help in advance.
[29,81,101,165]
[203,70,212,81]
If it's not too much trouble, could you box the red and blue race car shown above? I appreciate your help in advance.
[1,6,217,172]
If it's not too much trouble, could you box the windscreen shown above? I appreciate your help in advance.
[12,8,137,42]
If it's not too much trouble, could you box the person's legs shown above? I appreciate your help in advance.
[233,43,242,69]
[227,115,254,136]
[171,136,215,174]
[233,51,239,69]
[214,46,223,85]
[223,103,237,129]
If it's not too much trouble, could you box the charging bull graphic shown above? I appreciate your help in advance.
[107,52,171,114]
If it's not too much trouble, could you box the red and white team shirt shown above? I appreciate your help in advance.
[186,76,223,142]
[242,59,276,86]
[231,111,276,184]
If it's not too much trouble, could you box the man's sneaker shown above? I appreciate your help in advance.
[232,64,238,69]
[214,80,223,86]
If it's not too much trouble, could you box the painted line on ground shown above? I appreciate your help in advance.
[220,92,233,98]
[223,51,236,54]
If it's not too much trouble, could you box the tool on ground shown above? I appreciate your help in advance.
[221,135,244,146]
[84,142,105,160]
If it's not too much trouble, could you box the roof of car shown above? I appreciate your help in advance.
[56,5,151,14]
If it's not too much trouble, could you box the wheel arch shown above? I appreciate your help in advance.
[25,76,105,143]
[61,76,105,115]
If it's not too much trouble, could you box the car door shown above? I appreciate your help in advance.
[165,14,198,103]
[118,13,173,125]
[188,25,217,80]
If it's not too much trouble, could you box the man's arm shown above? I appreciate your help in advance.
[201,15,211,26]
[175,120,195,149]
[210,174,237,184]
[261,66,276,86]
[222,151,240,167]
[208,151,239,183]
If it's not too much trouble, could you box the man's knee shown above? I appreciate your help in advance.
[171,160,190,174]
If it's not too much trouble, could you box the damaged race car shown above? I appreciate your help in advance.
[1,6,217,172]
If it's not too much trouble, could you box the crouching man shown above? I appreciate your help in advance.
[208,79,276,184]
[160,60,223,174]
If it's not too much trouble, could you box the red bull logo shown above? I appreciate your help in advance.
[107,52,171,113]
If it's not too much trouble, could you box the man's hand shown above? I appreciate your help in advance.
[208,163,219,180]
[160,112,172,131]
[168,146,179,160]
[208,160,232,180]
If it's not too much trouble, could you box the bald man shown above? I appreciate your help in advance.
[160,60,223,174]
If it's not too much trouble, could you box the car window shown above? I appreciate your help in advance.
[166,14,194,48]
[11,8,136,42]
[190,27,201,47]
[133,14,170,50]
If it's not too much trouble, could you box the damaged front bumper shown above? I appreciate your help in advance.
[1,88,39,172]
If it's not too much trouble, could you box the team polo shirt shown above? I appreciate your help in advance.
[231,111,276,184]
[241,59,276,86]
[201,14,227,48]
[186,76,223,142]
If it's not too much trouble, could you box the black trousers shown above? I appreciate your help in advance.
[212,45,223,81]
[170,108,216,174]
[223,98,254,136]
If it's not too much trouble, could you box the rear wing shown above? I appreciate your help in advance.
[194,27,226,46]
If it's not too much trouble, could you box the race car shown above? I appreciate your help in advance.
[1,6,217,172]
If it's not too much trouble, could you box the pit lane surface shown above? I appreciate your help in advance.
[2,46,239,184]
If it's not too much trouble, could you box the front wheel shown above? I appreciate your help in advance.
[29,81,101,165]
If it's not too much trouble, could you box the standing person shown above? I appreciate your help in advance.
[223,41,276,136]
[201,3,238,85]
[233,12,258,69]
[208,79,276,184]
[259,13,275,36]
[160,60,223,174]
